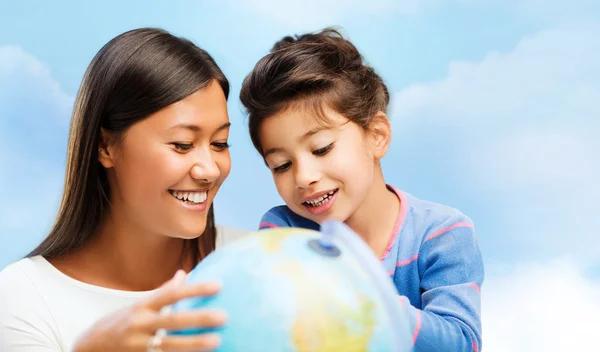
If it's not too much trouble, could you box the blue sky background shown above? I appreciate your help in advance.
[1,1,599,349]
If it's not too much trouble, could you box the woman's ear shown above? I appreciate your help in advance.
[98,128,116,168]
[367,112,392,160]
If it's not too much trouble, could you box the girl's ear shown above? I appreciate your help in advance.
[367,111,392,160]
[98,128,117,168]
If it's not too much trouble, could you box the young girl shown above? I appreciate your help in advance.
[0,28,233,352]
[240,29,484,352]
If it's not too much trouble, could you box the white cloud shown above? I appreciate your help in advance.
[483,259,600,351]
[513,0,600,24]
[475,131,598,191]
[230,0,437,29]
[390,22,600,262]
[458,0,600,25]
[0,46,72,266]
[0,45,72,184]
[0,46,73,126]
[392,22,600,129]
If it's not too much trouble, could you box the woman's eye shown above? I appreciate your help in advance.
[313,143,334,156]
[273,162,291,173]
[212,141,231,151]
[172,143,193,151]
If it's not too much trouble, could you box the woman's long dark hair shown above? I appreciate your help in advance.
[28,28,229,264]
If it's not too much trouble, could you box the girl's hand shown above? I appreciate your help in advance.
[73,270,226,352]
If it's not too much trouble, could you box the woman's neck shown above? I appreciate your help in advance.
[50,209,192,292]
[344,170,400,259]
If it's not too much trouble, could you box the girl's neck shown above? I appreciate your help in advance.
[344,170,400,259]
[51,209,192,292]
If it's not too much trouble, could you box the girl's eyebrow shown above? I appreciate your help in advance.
[299,126,327,142]
[263,147,283,158]
[264,125,330,158]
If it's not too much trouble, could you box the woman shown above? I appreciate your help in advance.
[0,28,232,351]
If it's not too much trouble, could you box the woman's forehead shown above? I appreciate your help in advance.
[133,85,230,133]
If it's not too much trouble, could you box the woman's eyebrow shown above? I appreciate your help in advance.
[168,121,231,132]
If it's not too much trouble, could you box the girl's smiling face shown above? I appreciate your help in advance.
[259,105,382,224]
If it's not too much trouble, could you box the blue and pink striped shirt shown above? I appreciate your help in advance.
[259,186,484,352]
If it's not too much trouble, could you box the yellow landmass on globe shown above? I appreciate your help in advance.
[256,228,313,253]
[278,261,376,351]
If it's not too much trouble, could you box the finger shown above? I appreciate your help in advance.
[148,310,227,331]
[150,270,187,294]
[143,280,221,311]
[164,269,187,288]
[160,333,222,352]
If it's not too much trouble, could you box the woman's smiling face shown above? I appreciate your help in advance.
[99,80,231,239]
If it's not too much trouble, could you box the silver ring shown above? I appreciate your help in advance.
[147,333,163,352]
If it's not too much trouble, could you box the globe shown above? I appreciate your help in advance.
[169,220,414,351]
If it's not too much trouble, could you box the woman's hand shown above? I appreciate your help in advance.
[73,270,226,352]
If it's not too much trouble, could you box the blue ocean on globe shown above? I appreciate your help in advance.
[169,220,413,351]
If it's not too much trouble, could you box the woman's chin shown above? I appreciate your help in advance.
[177,229,207,240]
[168,222,208,240]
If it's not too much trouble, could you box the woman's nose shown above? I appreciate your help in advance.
[190,153,220,182]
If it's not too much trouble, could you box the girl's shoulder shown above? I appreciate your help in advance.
[259,205,320,230]
[395,189,476,244]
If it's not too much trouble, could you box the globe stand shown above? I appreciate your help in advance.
[307,237,341,257]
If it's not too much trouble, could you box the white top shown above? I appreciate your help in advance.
[0,226,248,351]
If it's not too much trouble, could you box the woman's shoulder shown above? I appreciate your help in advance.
[0,256,44,293]
[0,256,60,312]
[0,255,155,351]
[216,225,250,248]
[0,256,60,346]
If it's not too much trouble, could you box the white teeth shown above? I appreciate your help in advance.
[197,192,207,203]
[170,191,207,204]
[305,190,336,206]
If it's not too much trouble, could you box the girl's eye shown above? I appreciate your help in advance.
[172,143,193,151]
[212,141,231,151]
[273,162,291,173]
[313,143,334,156]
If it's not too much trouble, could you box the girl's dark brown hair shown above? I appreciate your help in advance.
[28,27,229,264]
[239,28,390,155]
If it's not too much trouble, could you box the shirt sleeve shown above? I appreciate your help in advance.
[408,218,484,352]
[257,207,293,230]
[216,225,250,248]
[0,265,62,351]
